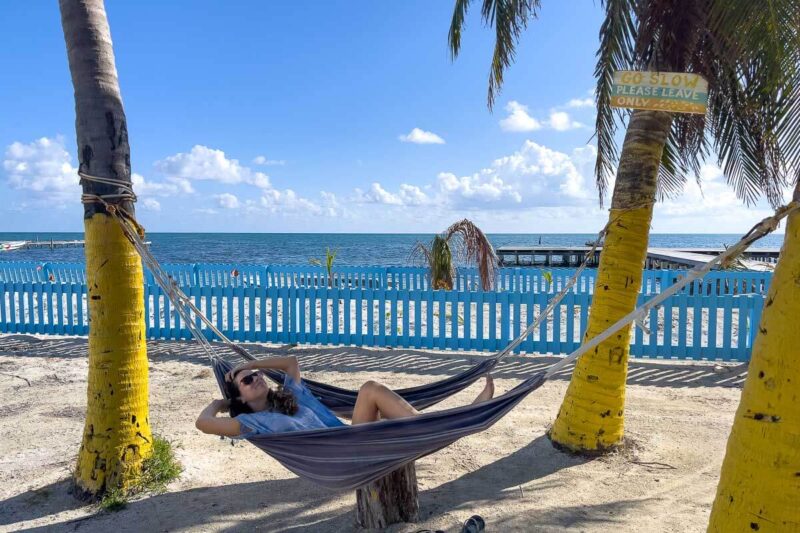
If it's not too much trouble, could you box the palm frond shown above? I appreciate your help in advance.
[448,0,473,60]
[593,0,637,204]
[444,218,498,290]
[483,0,541,109]
[448,0,540,110]
[657,115,710,200]
[702,0,800,206]
[409,239,455,290]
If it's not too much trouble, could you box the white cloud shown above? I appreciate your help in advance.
[2,136,78,201]
[345,140,598,213]
[359,183,402,205]
[155,145,340,217]
[141,198,161,211]
[398,184,428,205]
[436,171,523,205]
[260,189,323,214]
[398,128,445,145]
[155,145,271,188]
[352,182,430,206]
[252,155,286,166]
[131,173,194,197]
[501,101,587,133]
[168,177,195,194]
[548,111,584,131]
[490,140,595,202]
[499,101,542,132]
[216,193,240,209]
[567,97,594,108]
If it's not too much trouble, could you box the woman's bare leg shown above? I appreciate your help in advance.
[351,375,496,425]
[351,381,419,424]
[472,374,494,404]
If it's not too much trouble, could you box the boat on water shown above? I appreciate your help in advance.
[0,241,26,252]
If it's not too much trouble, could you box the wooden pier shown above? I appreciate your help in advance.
[1,240,86,252]
[1,239,151,252]
[497,245,780,271]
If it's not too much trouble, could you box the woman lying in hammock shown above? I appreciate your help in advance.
[196,356,495,438]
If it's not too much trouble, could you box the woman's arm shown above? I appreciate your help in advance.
[195,399,241,437]
[226,356,301,383]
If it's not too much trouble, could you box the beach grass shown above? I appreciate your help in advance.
[99,435,182,511]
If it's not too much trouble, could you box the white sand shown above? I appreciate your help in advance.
[0,334,746,532]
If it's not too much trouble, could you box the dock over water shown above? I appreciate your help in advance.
[1,239,151,252]
[497,245,779,271]
[1,240,87,252]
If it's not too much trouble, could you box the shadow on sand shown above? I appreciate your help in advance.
[5,435,592,532]
[0,334,748,390]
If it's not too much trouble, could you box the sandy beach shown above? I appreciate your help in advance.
[0,333,746,532]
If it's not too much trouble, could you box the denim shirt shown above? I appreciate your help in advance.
[235,374,345,438]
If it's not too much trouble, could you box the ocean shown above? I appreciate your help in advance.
[0,232,786,266]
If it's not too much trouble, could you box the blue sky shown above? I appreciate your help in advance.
[0,1,781,233]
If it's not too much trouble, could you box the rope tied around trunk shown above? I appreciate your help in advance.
[79,171,138,205]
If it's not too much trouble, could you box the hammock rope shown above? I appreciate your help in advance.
[78,170,619,414]
[78,171,799,490]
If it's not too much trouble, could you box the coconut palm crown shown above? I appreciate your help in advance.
[449,0,800,205]
[412,219,498,291]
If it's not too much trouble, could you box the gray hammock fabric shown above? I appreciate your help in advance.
[259,357,500,417]
[214,358,545,490]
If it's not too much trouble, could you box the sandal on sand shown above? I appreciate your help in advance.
[461,515,486,533]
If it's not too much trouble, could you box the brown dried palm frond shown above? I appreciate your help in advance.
[444,218,498,291]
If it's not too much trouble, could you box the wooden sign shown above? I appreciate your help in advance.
[611,71,708,114]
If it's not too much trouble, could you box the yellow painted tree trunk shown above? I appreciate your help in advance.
[60,0,152,498]
[549,109,672,453]
[707,189,800,531]
[75,215,151,496]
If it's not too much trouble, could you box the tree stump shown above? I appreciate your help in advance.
[355,462,419,529]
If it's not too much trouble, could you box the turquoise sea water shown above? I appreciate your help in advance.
[0,232,786,266]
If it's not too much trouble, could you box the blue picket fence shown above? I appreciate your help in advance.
[0,261,773,295]
[0,261,769,361]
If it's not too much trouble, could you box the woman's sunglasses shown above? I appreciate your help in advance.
[239,372,262,386]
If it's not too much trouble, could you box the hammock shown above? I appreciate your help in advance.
[79,173,795,491]
[260,358,500,417]
[213,357,544,489]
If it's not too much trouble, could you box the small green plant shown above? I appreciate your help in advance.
[543,271,553,289]
[98,435,183,512]
[100,487,128,511]
[138,436,183,493]
[310,248,338,286]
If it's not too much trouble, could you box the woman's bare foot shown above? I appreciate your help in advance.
[472,374,495,404]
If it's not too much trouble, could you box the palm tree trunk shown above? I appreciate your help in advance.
[707,184,800,531]
[60,0,152,499]
[549,109,672,453]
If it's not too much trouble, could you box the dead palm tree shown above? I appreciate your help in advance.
[60,0,152,499]
[412,219,498,290]
[449,0,799,452]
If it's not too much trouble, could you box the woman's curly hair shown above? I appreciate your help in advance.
[227,371,299,417]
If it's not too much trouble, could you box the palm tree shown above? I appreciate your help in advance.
[412,219,497,290]
[60,0,152,499]
[450,0,799,453]
[708,182,800,530]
